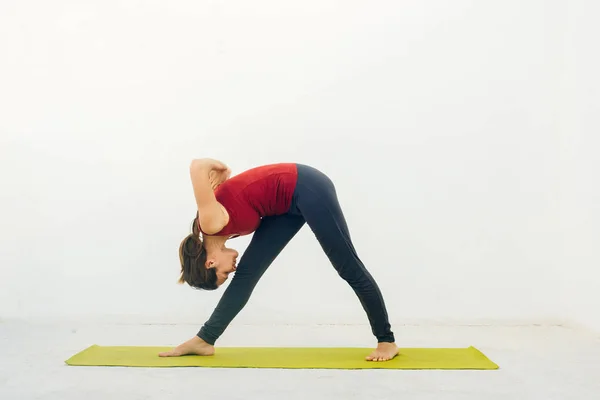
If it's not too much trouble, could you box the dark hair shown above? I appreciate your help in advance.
[178,216,218,290]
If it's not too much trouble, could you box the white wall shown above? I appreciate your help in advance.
[0,1,570,330]
[559,0,600,333]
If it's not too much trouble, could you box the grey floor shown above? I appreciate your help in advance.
[1,319,599,399]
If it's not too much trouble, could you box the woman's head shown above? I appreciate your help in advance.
[178,232,217,290]
[178,217,239,289]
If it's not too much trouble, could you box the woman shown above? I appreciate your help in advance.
[159,158,399,361]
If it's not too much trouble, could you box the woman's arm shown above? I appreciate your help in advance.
[189,158,229,235]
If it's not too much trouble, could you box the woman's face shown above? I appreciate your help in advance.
[208,246,239,286]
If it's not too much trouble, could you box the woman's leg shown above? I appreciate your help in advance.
[293,165,395,344]
[197,214,305,344]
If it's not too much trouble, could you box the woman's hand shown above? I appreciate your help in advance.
[158,336,215,357]
[190,158,229,172]
[190,158,231,191]
[209,166,231,191]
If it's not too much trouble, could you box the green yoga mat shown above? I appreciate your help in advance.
[65,345,498,370]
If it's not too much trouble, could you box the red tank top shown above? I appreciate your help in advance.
[199,163,298,237]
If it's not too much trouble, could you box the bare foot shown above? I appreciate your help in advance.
[158,336,215,357]
[366,342,399,361]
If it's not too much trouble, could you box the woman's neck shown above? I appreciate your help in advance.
[202,234,228,252]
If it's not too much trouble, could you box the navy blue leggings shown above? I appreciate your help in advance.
[197,164,395,344]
